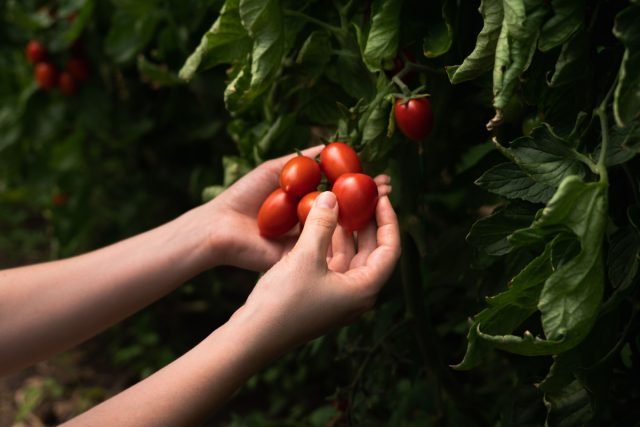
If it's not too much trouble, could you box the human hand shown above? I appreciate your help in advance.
[202,147,392,272]
[232,190,400,353]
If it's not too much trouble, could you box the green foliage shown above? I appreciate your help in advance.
[3,0,640,425]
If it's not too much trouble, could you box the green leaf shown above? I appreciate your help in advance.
[362,0,403,72]
[538,0,584,52]
[467,202,538,256]
[422,0,453,58]
[594,121,640,166]
[476,162,556,203]
[492,0,547,109]
[453,241,555,370]
[446,0,503,83]
[240,0,285,89]
[296,30,332,81]
[613,3,640,128]
[105,1,161,63]
[179,0,252,81]
[481,176,607,355]
[543,380,593,427]
[137,56,184,87]
[547,28,588,87]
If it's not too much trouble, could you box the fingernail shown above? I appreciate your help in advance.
[315,191,336,209]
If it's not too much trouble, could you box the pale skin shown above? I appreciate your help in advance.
[0,146,401,426]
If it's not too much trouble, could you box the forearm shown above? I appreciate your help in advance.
[0,205,218,375]
[61,305,279,427]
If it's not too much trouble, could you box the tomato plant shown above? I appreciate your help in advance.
[319,142,362,183]
[332,173,378,232]
[67,58,89,82]
[394,97,433,142]
[279,155,321,197]
[257,188,299,238]
[297,191,321,226]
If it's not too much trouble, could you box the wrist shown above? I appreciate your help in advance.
[173,204,225,272]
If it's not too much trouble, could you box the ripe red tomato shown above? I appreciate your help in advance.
[319,142,362,183]
[297,191,321,226]
[35,63,58,90]
[67,58,89,81]
[58,72,76,96]
[394,97,434,142]
[332,173,378,232]
[279,156,322,197]
[52,192,68,206]
[257,188,300,238]
[25,41,47,64]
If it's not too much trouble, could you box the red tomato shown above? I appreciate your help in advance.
[332,173,378,232]
[386,49,416,83]
[35,63,58,90]
[257,188,300,238]
[297,191,321,226]
[25,41,47,64]
[319,142,362,183]
[67,58,89,81]
[279,156,322,197]
[58,72,76,96]
[52,192,68,206]
[394,97,433,142]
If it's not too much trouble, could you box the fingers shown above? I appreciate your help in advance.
[349,221,377,269]
[374,174,392,197]
[293,191,338,267]
[328,225,355,273]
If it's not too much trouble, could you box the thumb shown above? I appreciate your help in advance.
[295,191,338,260]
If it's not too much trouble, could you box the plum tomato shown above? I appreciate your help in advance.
[394,97,434,142]
[332,173,378,232]
[26,40,47,64]
[297,191,321,227]
[67,58,90,82]
[279,155,322,197]
[35,63,58,90]
[319,142,362,183]
[257,188,300,238]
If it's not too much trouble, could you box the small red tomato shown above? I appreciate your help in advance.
[52,192,68,206]
[297,191,321,226]
[332,173,378,232]
[257,188,300,238]
[58,72,76,96]
[394,97,434,142]
[25,40,47,64]
[319,142,362,183]
[279,156,322,197]
[67,58,89,81]
[35,63,58,90]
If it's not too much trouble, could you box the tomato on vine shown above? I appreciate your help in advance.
[279,155,321,197]
[25,40,47,64]
[332,173,378,232]
[59,72,77,96]
[257,188,300,238]
[34,63,58,90]
[394,97,433,142]
[319,142,362,183]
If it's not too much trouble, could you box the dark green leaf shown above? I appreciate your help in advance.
[608,227,640,290]
[446,0,503,83]
[137,56,184,87]
[547,28,588,87]
[543,380,593,427]
[594,121,640,167]
[422,0,453,58]
[475,162,557,203]
[362,0,403,72]
[106,1,161,63]
[538,0,584,52]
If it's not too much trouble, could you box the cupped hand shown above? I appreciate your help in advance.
[236,190,401,352]
[202,146,392,272]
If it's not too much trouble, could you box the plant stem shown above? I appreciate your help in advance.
[283,9,342,34]
[573,150,599,175]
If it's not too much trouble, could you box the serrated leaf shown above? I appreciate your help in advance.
[613,3,640,128]
[476,162,557,203]
[447,0,503,83]
[547,28,588,87]
[492,0,547,109]
[467,202,538,256]
[538,0,585,52]
[594,121,640,166]
[179,0,252,81]
[362,0,403,72]
[543,380,593,427]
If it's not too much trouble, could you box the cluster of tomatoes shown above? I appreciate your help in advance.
[258,142,379,238]
[25,39,89,96]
